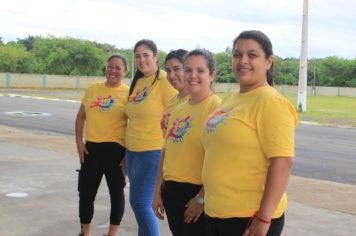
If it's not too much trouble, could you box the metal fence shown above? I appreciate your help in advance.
[2,73,356,97]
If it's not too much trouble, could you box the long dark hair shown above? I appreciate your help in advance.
[164,49,188,65]
[233,30,274,86]
[129,39,160,95]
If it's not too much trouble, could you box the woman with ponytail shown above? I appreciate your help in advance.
[124,39,177,236]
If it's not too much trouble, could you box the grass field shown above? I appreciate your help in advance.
[217,92,356,127]
[285,94,356,127]
[2,89,356,127]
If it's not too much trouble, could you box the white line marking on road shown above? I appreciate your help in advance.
[6,192,28,197]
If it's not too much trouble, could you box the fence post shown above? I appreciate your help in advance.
[42,74,48,88]
[5,72,11,88]
[75,76,80,89]
[337,87,340,96]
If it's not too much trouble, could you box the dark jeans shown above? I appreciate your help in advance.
[78,141,126,225]
[161,181,206,236]
[205,213,284,236]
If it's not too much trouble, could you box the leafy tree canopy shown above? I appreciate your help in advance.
[0,35,355,87]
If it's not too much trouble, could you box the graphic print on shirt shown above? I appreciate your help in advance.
[166,116,193,143]
[204,108,232,133]
[128,86,152,104]
[160,111,171,132]
[90,95,115,111]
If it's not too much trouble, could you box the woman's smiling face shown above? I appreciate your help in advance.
[232,38,272,92]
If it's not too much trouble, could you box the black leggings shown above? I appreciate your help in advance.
[78,141,126,225]
[205,213,284,236]
[161,181,206,236]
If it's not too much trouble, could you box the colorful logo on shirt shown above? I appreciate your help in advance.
[166,116,193,143]
[204,108,232,133]
[160,111,171,132]
[90,95,115,111]
[129,86,151,104]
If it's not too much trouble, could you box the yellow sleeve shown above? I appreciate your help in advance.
[81,84,96,108]
[257,97,298,158]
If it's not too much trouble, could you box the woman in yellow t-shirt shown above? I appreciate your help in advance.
[75,54,129,236]
[160,49,190,136]
[202,30,298,236]
[124,39,177,236]
[153,48,221,236]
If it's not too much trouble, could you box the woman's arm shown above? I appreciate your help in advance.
[152,149,166,220]
[75,104,87,164]
[243,156,293,236]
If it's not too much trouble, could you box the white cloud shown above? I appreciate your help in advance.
[1,0,355,58]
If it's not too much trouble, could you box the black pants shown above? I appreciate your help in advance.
[78,141,126,225]
[161,181,206,236]
[205,213,284,236]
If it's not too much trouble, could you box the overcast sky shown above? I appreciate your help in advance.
[1,0,355,59]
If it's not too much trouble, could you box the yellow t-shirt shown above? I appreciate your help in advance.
[82,82,129,146]
[163,94,221,185]
[202,86,298,218]
[125,70,177,151]
[160,94,190,136]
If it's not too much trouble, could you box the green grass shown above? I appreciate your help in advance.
[2,89,356,127]
[217,92,356,127]
[285,95,356,127]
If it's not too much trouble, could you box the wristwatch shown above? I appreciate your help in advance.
[195,193,204,205]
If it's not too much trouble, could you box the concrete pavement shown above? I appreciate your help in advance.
[0,125,355,236]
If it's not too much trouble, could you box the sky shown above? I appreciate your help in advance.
[1,0,356,59]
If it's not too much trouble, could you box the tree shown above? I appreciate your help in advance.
[1,34,356,87]
[214,52,234,83]
[274,57,299,85]
[17,35,38,51]
[0,43,34,73]
[31,37,105,75]
[94,42,117,53]
[158,50,167,70]
[315,57,350,87]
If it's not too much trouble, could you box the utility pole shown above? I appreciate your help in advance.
[312,63,316,96]
[297,0,309,112]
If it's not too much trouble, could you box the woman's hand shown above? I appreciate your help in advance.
[76,141,88,164]
[152,191,165,220]
[120,158,126,174]
[242,217,270,236]
[184,197,203,223]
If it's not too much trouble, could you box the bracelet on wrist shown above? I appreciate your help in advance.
[256,215,271,224]
[253,211,271,224]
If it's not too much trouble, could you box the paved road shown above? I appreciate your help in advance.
[0,94,80,135]
[1,133,354,236]
[295,125,356,184]
[1,95,356,185]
